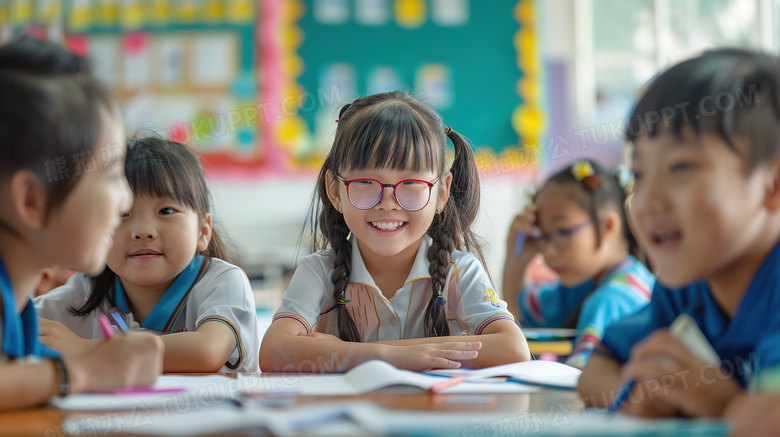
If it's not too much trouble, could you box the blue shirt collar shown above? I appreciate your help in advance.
[113,254,207,332]
[0,257,59,358]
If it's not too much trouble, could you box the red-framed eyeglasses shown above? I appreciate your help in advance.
[337,175,440,212]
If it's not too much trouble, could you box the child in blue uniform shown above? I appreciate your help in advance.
[505,160,654,367]
[578,48,780,419]
[0,37,162,410]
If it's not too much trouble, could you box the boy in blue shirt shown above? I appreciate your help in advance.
[577,48,780,419]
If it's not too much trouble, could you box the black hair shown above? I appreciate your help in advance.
[536,160,640,328]
[538,160,637,255]
[627,48,780,169]
[70,135,233,317]
[0,36,115,235]
[308,91,485,341]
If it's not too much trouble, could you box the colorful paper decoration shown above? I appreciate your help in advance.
[394,0,426,28]
[512,0,545,163]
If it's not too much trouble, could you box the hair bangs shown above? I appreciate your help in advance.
[125,141,200,212]
[334,101,442,175]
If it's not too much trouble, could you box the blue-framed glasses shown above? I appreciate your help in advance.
[529,221,591,251]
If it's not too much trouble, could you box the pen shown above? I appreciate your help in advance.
[607,380,634,414]
[98,313,114,339]
[109,387,186,395]
[609,315,718,415]
[428,375,466,394]
[514,231,526,258]
[111,312,130,333]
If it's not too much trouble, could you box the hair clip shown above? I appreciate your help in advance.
[614,165,634,196]
[335,119,339,123]
[435,286,446,305]
[571,160,601,189]
[571,160,594,181]
[319,297,351,315]
[614,165,632,189]
[445,126,453,135]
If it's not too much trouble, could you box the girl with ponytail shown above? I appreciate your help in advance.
[260,91,530,372]
[504,159,655,368]
[36,136,261,373]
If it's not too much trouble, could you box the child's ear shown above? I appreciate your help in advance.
[325,170,342,211]
[10,170,48,230]
[601,210,621,238]
[764,158,780,212]
[437,171,453,211]
[197,213,213,252]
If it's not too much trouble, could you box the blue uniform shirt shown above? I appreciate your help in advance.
[602,241,780,386]
[518,256,654,367]
[0,256,59,360]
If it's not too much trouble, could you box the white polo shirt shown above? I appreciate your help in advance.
[274,235,514,341]
[35,257,260,372]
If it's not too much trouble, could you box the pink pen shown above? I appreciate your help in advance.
[98,313,114,339]
[97,314,184,396]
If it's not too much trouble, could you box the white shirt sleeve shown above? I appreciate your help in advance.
[34,272,100,339]
[193,264,260,372]
[451,252,515,336]
[273,255,332,334]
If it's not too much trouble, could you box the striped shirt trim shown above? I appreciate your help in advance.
[165,258,212,332]
[197,316,244,370]
[476,315,514,335]
[626,273,652,300]
[521,284,546,325]
[272,312,311,334]
[571,324,603,355]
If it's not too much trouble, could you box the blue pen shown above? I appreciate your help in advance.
[111,312,130,333]
[608,380,635,414]
[514,231,526,258]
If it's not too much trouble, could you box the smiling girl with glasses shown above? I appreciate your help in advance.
[259,91,530,372]
[503,159,654,368]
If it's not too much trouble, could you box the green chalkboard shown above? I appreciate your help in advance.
[296,0,524,153]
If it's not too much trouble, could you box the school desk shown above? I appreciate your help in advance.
[0,372,583,437]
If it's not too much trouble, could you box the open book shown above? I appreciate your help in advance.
[426,359,582,390]
[239,360,541,396]
[49,374,240,411]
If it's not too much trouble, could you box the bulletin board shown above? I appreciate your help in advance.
[271,0,546,172]
[0,0,545,175]
[2,0,263,171]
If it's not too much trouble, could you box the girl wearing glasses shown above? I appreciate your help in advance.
[504,159,654,368]
[260,91,530,372]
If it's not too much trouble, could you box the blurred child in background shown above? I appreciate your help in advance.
[504,159,654,367]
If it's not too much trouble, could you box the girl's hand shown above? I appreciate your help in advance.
[39,318,96,355]
[381,341,482,372]
[64,332,164,393]
[621,329,742,418]
[506,205,540,264]
[726,393,780,437]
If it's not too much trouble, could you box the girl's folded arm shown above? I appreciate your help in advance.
[258,319,385,372]
[159,322,237,372]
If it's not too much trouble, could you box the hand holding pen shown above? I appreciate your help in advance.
[508,205,540,262]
